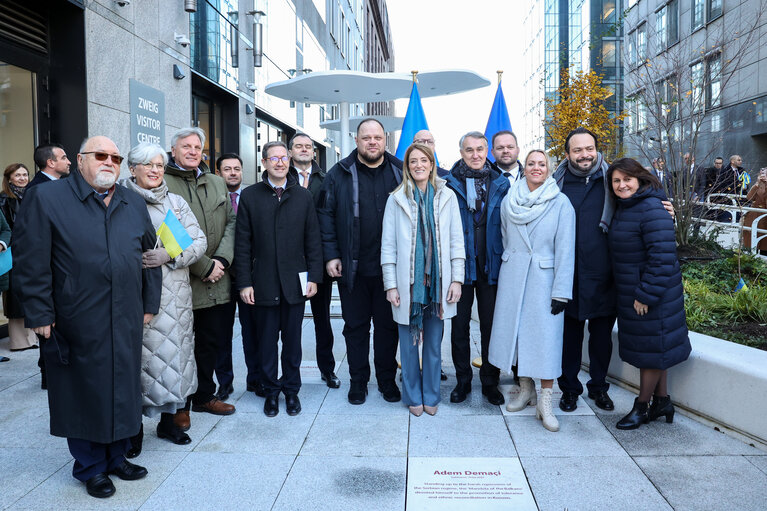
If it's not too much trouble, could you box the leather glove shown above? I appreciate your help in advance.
[550,299,567,315]
[142,248,171,268]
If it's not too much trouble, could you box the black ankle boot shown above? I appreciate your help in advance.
[648,395,675,423]
[616,398,649,430]
[126,423,143,458]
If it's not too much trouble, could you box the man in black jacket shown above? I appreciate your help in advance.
[318,118,403,405]
[289,133,340,389]
[235,141,323,417]
[29,143,71,189]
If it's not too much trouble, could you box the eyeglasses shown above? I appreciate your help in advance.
[136,162,165,170]
[81,151,124,165]
[267,156,290,163]
[413,139,435,146]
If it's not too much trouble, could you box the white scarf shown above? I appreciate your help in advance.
[504,176,560,225]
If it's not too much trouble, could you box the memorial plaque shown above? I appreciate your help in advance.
[406,457,537,511]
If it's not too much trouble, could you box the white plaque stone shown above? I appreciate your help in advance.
[406,457,537,510]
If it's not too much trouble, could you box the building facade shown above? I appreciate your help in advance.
[0,0,380,185]
[521,0,625,154]
[622,0,767,172]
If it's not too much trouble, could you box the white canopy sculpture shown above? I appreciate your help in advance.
[265,69,490,155]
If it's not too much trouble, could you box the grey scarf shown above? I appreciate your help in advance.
[504,176,560,225]
[553,152,615,232]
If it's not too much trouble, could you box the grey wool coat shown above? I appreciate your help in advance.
[488,180,576,380]
[121,179,207,416]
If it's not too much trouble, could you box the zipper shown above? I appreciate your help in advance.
[585,176,590,185]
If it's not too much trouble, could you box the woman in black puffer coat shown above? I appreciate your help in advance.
[607,158,691,430]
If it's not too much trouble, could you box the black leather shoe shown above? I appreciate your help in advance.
[440,370,448,381]
[588,390,615,411]
[285,393,302,416]
[108,460,148,481]
[156,421,192,445]
[321,371,341,389]
[126,424,143,458]
[482,385,504,406]
[247,382,266,397]
[559,391,579,412]
[85,473,115,498]
[264,396,279,417]
[215,383,234,402]
[648,394,675,423]
[348,381,368,405]
[378,380,401,403]
[616,398,650,430]
[450,382,471,403]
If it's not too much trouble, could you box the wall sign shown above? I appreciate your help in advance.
[130,79,165,146]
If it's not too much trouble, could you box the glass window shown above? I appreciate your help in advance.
[691,61,704,112]
[602,1,616,23]
[637,23,647,62]
[666,76,678,121]
[667,0,679,45]
[707,53,721,109]
[602,41,617,67]
[656,6,667,50]
[628,30,637,67]
[692,0,705,30]
[709,0,723,20]
[0,62,36,173]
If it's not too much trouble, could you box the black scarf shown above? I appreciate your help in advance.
[9,183,26,201]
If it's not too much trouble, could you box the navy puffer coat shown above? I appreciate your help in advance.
[608,187,691,370]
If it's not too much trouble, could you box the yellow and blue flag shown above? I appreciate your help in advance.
[734,277,749,293]
[484,82,513,163]
[156,210,193,259]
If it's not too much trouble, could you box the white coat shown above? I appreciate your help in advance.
[381,178,465,325]
[488,186,575,379]
[122,178,207,417]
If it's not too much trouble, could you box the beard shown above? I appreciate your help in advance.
[358,147,384,165]
[573,156,595,171]
[94,170,117,188]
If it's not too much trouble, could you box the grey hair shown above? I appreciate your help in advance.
[459,131,488,150]
[262,140,288,159]
[171,127,206,149]
[127,142,168,168]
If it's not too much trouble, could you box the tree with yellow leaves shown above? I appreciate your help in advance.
[545,68,625,160]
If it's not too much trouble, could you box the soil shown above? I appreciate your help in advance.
[705,321,767,351]
[677,245,721,261]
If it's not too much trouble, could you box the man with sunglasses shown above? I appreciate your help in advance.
[13,136,162,498]
[164,128,237,428]
[234,141,322,417]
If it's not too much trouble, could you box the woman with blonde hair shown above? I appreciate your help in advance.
[489,149,575,432]
[381,143,465,416]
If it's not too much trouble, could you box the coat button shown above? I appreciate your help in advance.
[274,297,279,301]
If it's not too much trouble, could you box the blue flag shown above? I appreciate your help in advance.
[0,247,11,276]
[484,82,513,163]
[395,83,439,167]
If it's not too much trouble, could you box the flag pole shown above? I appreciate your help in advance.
[411,70,418,83]
[497,70,503,84]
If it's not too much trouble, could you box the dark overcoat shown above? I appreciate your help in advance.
[445,162,510,285]
[608,187,691,370]
[234,175,323,306]
[12,169,161,443]
[557,164,617,320]
[317,150,402,291]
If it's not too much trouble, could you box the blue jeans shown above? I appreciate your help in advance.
[398,309,443,407]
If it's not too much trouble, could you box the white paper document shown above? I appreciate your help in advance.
[298,271,308,296]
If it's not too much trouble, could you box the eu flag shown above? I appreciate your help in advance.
[395,82,438,166]
[484,82,513,162]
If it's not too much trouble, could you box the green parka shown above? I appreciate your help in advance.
[164,158,236,310]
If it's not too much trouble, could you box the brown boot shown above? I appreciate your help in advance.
[173,410,191,432]
[192,398,235,416]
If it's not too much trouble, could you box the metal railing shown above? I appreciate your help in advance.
[697,193,767,253]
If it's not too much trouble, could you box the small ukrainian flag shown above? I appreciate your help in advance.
[734,277,749,293]
[739,172,751,191]
[156,210,193,259]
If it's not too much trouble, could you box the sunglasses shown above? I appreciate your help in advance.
[81,151,124,165]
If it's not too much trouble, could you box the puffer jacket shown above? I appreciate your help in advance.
[121,178,207,416]
[608,186,691,370]
[164,157,236,309]
[381,178,465,325]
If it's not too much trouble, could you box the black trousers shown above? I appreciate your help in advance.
[67,437,130,482]
[310,280,336,375]
[192,303,233,405]
[450,268,500,387]
[254,297,304,397]
[558,314,616,395]
[215,291,261,389]
[338,274,398,385]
